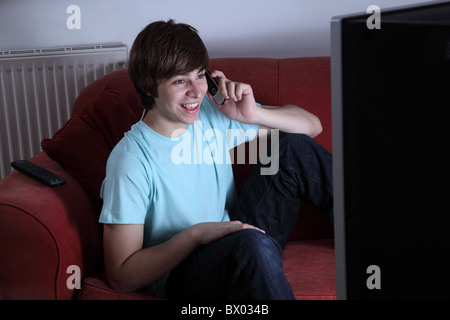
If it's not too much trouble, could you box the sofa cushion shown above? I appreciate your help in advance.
[41,82,140,213]
[282,238,336,300]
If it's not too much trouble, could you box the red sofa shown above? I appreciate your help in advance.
[0,57,335,300]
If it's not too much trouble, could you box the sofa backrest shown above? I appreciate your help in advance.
[209,57,332,153]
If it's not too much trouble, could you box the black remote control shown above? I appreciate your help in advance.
[11,160,66,187]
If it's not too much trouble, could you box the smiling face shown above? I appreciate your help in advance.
[143,68,208,137]
[128,20,209,112]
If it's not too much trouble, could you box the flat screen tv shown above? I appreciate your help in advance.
[331,0,450,299]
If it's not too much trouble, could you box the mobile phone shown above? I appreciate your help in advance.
[205,69,226,105]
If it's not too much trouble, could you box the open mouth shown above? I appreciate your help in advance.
[181,102,200,113]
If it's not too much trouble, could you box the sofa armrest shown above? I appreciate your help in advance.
[0,152,103,299]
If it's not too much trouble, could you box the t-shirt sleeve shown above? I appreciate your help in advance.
[99,150,150,224]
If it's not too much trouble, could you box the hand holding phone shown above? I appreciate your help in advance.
[205,69,226,105]
[205,70,259,124]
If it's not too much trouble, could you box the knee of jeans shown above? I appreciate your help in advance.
[280,133,331,165]
[280,132,314,149]
[232,229,282,263]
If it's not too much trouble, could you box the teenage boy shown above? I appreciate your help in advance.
[99,20,333,299]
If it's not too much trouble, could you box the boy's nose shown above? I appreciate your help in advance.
[188,81,204,98]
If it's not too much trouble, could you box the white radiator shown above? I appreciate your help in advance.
[0,43,128,180]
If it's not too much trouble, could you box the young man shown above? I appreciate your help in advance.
[99,20,333,299]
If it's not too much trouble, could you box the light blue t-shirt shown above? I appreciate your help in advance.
[99,96,259,297]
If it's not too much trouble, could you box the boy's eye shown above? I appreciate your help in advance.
[173,72,205,85]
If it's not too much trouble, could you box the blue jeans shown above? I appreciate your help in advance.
[165,133,333,299]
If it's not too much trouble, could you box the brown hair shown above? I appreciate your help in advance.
[128,20,209,110]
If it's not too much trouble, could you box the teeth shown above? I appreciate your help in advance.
[181,103,198,109]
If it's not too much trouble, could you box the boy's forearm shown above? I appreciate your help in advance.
[251,104,322,138]
[106,227,198,292]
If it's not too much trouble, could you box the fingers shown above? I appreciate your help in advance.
[210,70,226,79]
[228,220,265,234]
[210,70,251,102]
[191,221,266,245]
[221,79,251,102]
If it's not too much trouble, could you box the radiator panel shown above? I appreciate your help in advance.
[0,44,128,180]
